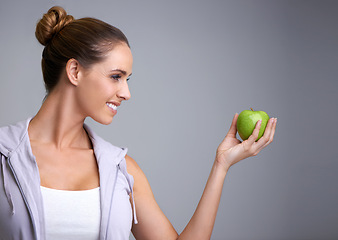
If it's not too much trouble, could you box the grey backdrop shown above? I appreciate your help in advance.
[1,0,337,239]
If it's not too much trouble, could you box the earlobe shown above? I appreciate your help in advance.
[66,59,80,86]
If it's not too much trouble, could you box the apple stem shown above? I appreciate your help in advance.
[250,108,254,111]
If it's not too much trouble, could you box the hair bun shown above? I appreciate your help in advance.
[35,6,74,46]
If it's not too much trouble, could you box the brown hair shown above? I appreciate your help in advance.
[35,6,130,94]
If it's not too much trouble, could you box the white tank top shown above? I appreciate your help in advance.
[40,186,101,240]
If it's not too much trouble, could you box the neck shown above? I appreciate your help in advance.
[28,85,91,150]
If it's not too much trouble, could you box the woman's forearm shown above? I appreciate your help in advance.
[178,159,229,240]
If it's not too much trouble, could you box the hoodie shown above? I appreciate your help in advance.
[0,117,137,240]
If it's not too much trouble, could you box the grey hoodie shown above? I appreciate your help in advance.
[0,117,137,240]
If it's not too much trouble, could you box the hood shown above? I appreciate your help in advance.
[0,118,30,158]
[0,117,35,218]
[83,122,128,167]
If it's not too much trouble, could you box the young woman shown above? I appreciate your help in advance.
[0,6,277,240]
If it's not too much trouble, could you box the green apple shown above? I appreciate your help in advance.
[236,108,270,141]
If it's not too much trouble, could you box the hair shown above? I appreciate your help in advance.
[35,6,130,94]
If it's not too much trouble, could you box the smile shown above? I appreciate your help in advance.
[106,103,117,111]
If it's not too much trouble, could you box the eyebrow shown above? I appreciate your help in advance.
[110,69,132,77]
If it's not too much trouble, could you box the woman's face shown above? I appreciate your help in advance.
[75,42,133,125]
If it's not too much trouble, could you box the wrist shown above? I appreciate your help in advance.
[214,156,231,173]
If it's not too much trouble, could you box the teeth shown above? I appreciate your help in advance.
[106,103,117,110]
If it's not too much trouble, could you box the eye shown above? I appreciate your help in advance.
[111,74,121,81]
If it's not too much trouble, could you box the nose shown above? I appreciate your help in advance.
[117,81,131,101]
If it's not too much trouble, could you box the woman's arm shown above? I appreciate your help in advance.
[127,114,277,239]
[178,114,277,239]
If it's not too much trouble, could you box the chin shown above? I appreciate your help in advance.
[91,116,114,126]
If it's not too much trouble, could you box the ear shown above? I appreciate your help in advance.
[66,58,81,86]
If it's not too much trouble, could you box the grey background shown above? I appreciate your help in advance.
[1,0,337,239]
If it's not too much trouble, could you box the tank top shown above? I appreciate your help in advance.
[40,186,101,240]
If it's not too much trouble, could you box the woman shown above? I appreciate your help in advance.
[0,6,277,240]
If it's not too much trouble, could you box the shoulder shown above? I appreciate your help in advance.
[125,155,152,194]
[125,154,144,178]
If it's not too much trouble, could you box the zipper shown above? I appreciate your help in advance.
[8,157,38,240]
[105,166,119,240]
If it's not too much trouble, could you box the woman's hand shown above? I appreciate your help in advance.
[216,113,277,170]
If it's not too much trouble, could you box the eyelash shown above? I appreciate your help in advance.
[111,74,130,82]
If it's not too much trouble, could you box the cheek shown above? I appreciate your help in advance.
[76,80,106,111]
